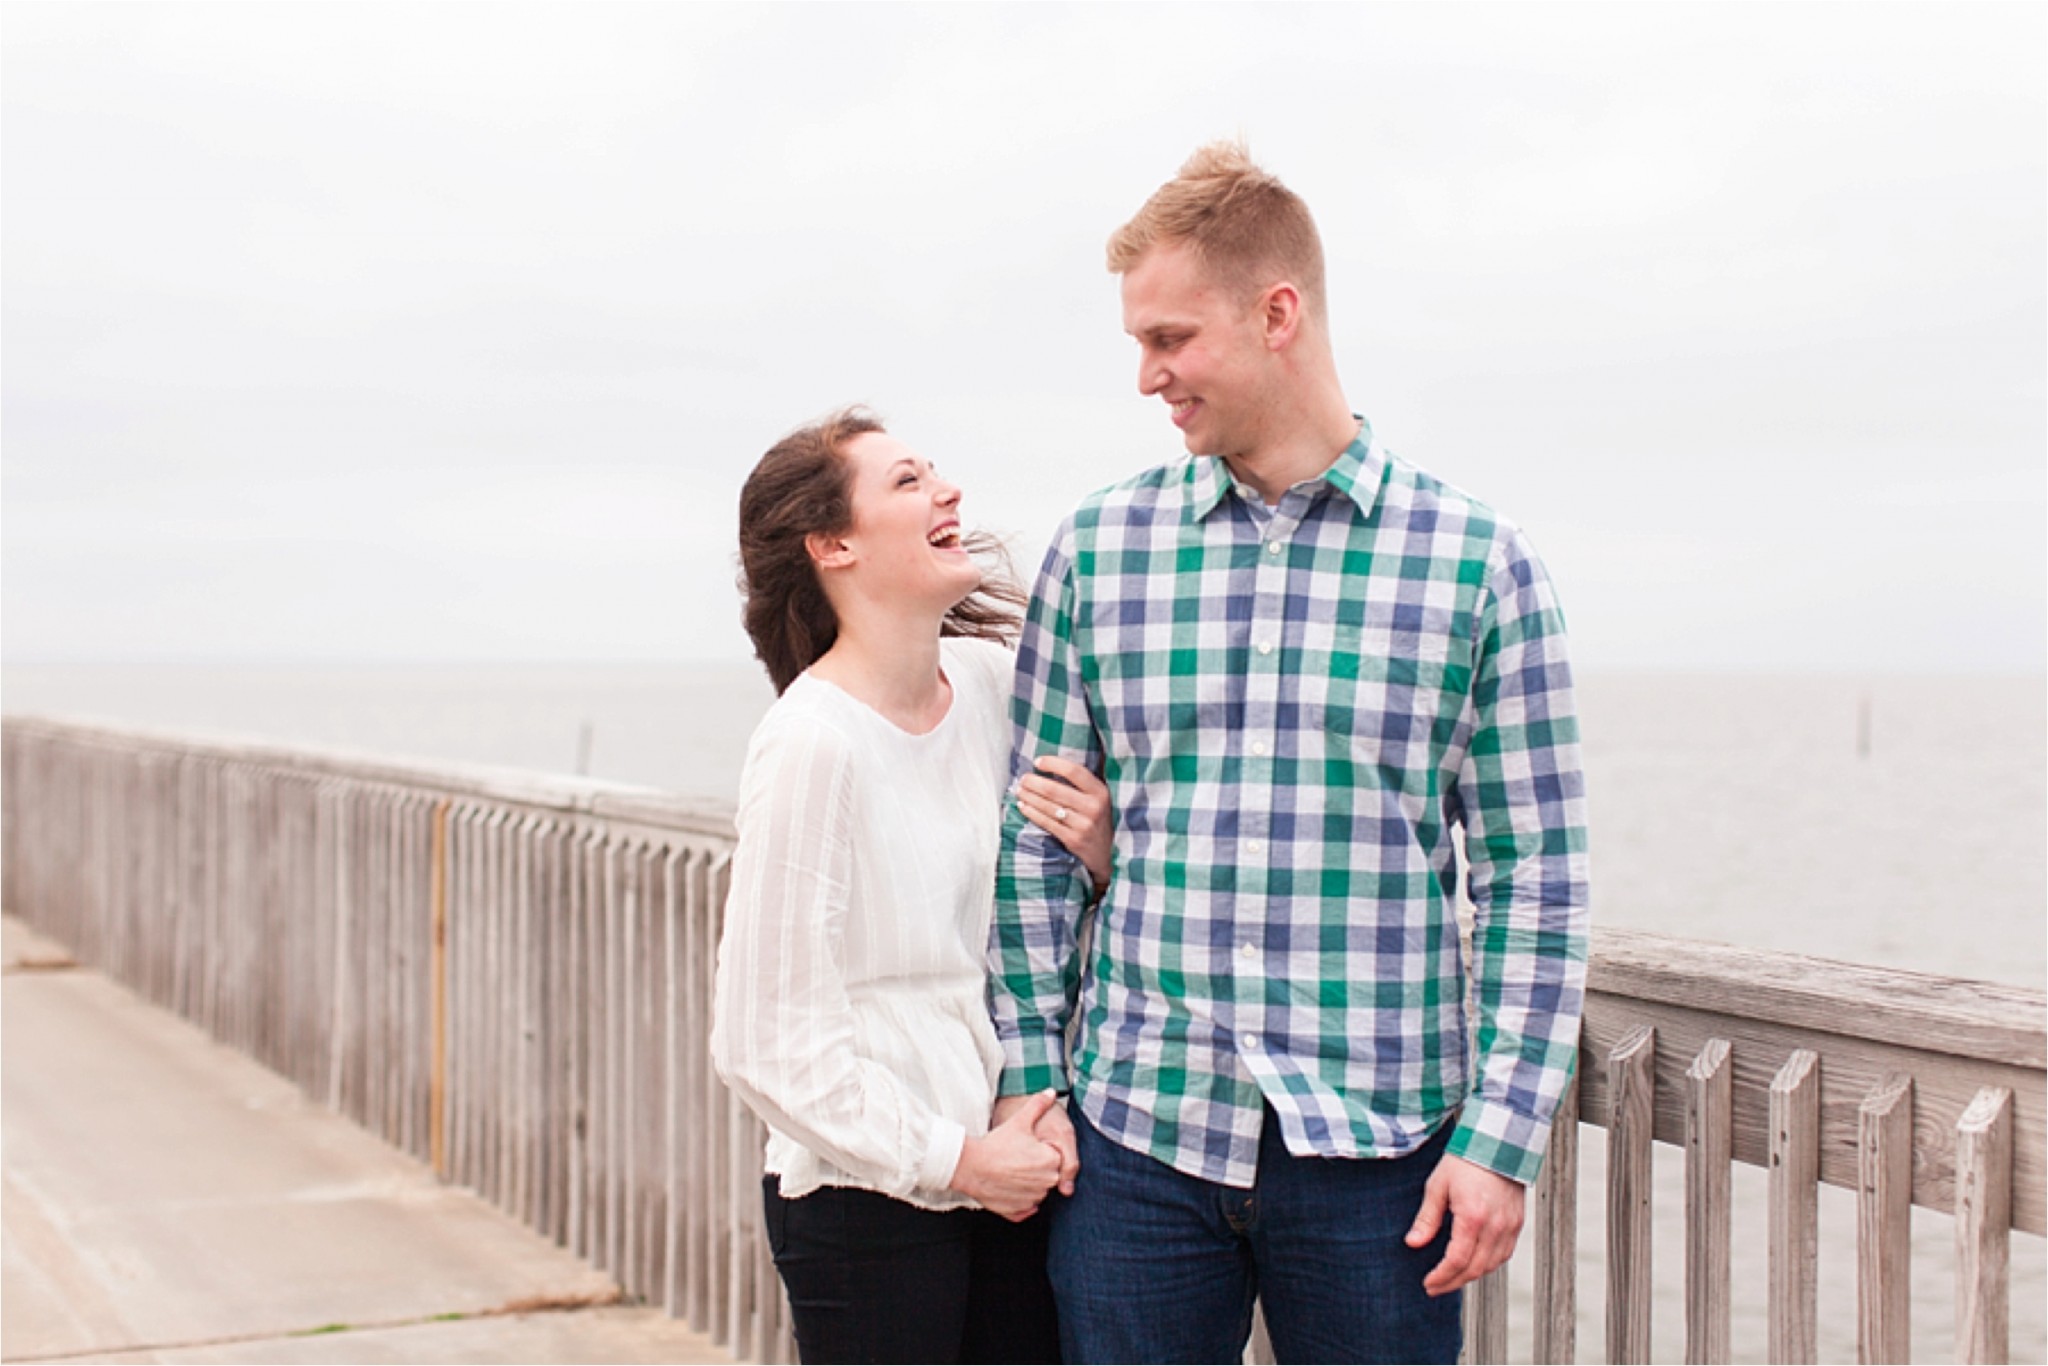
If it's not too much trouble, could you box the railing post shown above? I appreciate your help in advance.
[1531,1069,1579,1365]
[1685,1038,1733,1365]
[1857,1072,1915,1364]
[429,798,450,1176]
[1606,1024,1656,1365]
[1955,1086,2013,1365]
[1768,1049,1821,1364]
[1462,1264,1508,1364]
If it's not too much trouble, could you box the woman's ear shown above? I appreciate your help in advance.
[805,530,854,571]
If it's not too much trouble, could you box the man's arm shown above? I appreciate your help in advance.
[1418,524,1590,1292]
[989,533,1103,1102]
[1449,523,1590,1184]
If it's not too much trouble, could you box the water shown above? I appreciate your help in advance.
[5,663,2044,1359]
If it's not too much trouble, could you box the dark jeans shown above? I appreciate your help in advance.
[763,1176,1061,1365]
[1047,1107,1462,1365]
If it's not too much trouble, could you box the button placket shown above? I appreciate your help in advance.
[1237,501,1298,1068]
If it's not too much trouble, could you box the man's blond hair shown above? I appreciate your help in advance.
[1107,141,1326,320]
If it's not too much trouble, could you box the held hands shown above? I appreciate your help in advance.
[1406,1153,1526,1296]
[949,1090,1066,1221]
[1015,755,1113,893]
[993,1089,1080,1197]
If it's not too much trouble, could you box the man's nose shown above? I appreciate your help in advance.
[1138,354,1166,395]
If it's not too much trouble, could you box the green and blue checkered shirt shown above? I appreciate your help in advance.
[990,419,1589,1188]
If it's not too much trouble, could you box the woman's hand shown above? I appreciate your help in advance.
[1016,755,1113,895]
[948,1090,1064,1221]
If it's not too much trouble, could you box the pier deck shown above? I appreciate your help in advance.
[1,915,732,1366]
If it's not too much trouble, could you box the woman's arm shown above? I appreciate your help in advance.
[711,717,1063,1213]
[711,719,965,1198]
[1015,754,1112,895]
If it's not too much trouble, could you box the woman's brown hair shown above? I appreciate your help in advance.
[736,407,1024,695]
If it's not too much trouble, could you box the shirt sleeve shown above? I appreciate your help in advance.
[710,716,966,1197]
[988,531,1101,1096]
[1448,525,1592,1186]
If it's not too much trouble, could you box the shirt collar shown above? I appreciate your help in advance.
[1186,416,1388,522]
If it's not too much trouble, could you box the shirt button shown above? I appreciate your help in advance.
[1266,540,1283,555]
[1250,740,1269,757]
[1246,839,1264,854]
[1240,942,1256,959]
[1244,1035,1261,1051]
[1256,641,1273,656]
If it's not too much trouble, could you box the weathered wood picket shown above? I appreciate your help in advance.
[4,716,2041,1364]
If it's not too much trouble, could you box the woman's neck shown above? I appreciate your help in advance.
[807,606,951,734]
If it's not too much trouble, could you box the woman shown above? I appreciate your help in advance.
[710,407,1110,1365]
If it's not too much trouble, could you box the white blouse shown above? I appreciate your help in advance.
[710,636,1016,1212]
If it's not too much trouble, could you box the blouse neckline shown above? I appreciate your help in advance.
[792,657,961,740]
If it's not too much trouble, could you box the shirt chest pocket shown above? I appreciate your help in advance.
[1307,603,1463,755]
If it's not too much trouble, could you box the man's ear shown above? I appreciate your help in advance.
[806,530,855,571]
[1261,282,1304,351]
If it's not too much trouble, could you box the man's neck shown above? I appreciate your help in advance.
[1222,388,1361,506]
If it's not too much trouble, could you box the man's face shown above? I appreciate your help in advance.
[1119,240,1273,460]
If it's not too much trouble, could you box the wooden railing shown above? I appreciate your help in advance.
[4,716,2041,1365]
[2,716,795,1364]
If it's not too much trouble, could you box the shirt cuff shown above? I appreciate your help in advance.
[918,1115,968,1194]
[1445,1096,1550,1187]
[996,1029,1070,1097]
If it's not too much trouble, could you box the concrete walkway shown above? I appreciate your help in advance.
[1,915,734,1365]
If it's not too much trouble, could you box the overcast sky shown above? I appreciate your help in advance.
[4,2,2042,671]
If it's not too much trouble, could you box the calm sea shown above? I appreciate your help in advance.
[4,663,2043,1360]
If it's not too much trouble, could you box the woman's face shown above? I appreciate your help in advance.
[824,430,983,611]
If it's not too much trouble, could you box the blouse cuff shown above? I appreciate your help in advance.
[918,1115,968,1194]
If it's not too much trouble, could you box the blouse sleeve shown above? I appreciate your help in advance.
[709,715,967,1198]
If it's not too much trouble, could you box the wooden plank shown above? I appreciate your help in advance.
[685,847,714,1332]
[1685,1038,1732,1365]
[602,837,624,1277]
[1768,1049,1820,1364]
[484,808,510,1211]
[430,800,450,1177]
[1606,1024,1655,1366]
[1955,1087,2013,1365]
[2,715,742,843]
[1531,1068,1578,1365]
[641,843,670,1305]
[1590,927,2042,1068]
[617,843,640,1293]
[569,827,598,1262]
[662,847,686,1319]
[1857,1072,1914,1365]
[538,820,569,1247]
[517,816,541,1234]
[1581,992,2045,1235]
[453,806,481,1191]
[1463,1265,1507,1364]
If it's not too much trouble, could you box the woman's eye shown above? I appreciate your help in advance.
[896,474,918,488]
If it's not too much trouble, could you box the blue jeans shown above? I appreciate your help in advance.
[1047,1106,1461,1365]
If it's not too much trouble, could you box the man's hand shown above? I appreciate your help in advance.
[994,1091,1079,1197]
[1406,1153,1525,1296]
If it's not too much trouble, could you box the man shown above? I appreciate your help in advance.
[990,142,1589,1364]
